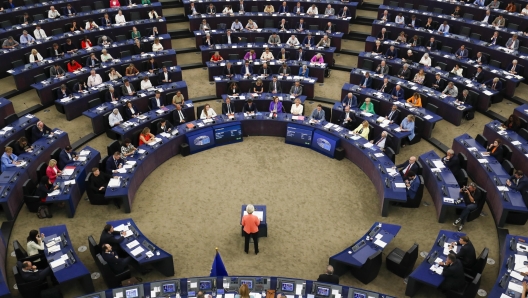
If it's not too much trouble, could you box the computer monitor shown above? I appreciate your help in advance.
[125,287,140,298]
[214,123,242,145]
[316,286,330,297]
[277,279,296,293]
[162,282,177,295]
[310,130,339,158]
[239,278,255,290]
[187,128,216,154]
[285,124,313,148]
[352,291,367,298]
[199,279,213,290]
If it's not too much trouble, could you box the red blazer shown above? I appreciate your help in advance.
[81,40,92,49]
[67,61,82,72]
[46,165,59,183]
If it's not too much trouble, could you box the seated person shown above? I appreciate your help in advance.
[451,64,463,76]
[109,109,123,127]
[339,106,355,130]
[268,32,280,45]
[404,171,420,200]
[106,151,124,174]
[385,45,397,59]
[29,49,43,63]
[210,51,223,62]
[359,72,372,88]
[486,139,504,162]
[290,81,303,96]
[50,64,66,79]
[413,69,426,85]
[227,82,239,96]
[482,77,502,91]
[121,79,136,95]
[31,121,52,143]
[1,147,20,172]
[378,77,392,94]
[310,53,324,63]
[253,79,264,93]
[223,5,234,13]
[150,91,164,109]
[298,65,309,78]
[376,61,389,75]
[502,114,521,131]
[352,120,369,139]
[223,98,236,114]
[360,97,375,114]
[317,35,331,47]
[291,98,303,115]
[260,48,274,61]
[100,49,113,62]
[407,93,422,107]
[240,60,253,77]
[202,34,214,47]
[140,76,153,90]
[342,93,357,108]
[310,105,325,122]
[101,243,132,274]
[268,76,281,93]
[19,261,52,283]
[200,104,218,119]
[277,48,290,61]
[125,101,140,119]
[269,97,283,113]
[259,63,272,77]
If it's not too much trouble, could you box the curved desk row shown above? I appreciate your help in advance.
[513,104,528,124]
[30,49,177,106]
[56,66,182,121]
[107,218,174,276]
[49,146,101,217]
[419,150,465,223]
[0,233,9,298]
[489,234,528,298]
[189,13,353,33]
[40,224,94,294]
[207,59,327,83]
[0,0,82,27]
[200,43,336,67]
[370,20,528,79]
[360,46,498,112]
[9,34,171,91]
[183,0,359,16]
[350,67,466,127]
[78,274,392,298]
[221,93,307,113]
[0,98,15,128]
[195,29,344,51]
[83,81,190,135]
[483,120,528,179]
[0,114,39,156]
[452,134,528,227]
[104,112,406,215]
[405,229,464,296]
[329,222,400,284]
[213,75,316,98]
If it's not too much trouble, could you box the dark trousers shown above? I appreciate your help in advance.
[243,231,259,253]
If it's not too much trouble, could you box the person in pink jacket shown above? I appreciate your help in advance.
[310,53,324,63]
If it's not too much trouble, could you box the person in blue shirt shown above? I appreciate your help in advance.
[359,72,372,88]
[400,114,416,147]
[342,92,357,107]
[405,171,420,199]
[4,0,15,9]
[310,104,326,122]
[298,65,309,77]
[391,85,404,101]
[455,45,468,59]
[1,147,19,172]
[19,31,35,44]
[385,45,397,59]
[474,0,485,6]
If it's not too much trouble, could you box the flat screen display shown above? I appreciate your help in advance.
[310,130,339,158]
[316,287,330,296]
[240,280,253,290]
[125,288,139,298]
[353,292,367,298]
[285,124,313,147]
[199,280,212,290]
[186,128,215,154]
[214,124,242,145]
[281,282,294,292]
[162,283,176,293]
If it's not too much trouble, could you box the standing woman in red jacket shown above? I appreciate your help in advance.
[46,159,61,184]
[241,204,260,254]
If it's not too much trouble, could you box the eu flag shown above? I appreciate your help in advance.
[210,248,228,277]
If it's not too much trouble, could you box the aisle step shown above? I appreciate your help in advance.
[346,31,369,41]
[340,49,360,56]
[355,16,375,26]
[360,2,381,11]
[170,29,193,39]
[160,0,182,8]
[165,13,187,22]
[180,62,204,70]
[175,47,198,54]
[331,64,353,72]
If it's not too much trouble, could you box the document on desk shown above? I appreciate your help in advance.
[510,270,524,281]
[373,239,387,248]
[62,167,75,176]
[429,265,443,275]
[431,168,441,173]
[477,159,489,163]
[224,294,234,298]
[113,224,128,232]
[108,178,121,188]
[432,160,445,168]
[512,140,522,145]
[497,186,509,192]
[46,240,57,248]
[50,258,65,269]
[48,245,61,253]
[508,281,523,293]
[395,183,406,188]
[244,211,263,221]
[126,240,140,249]
[517,244,528,253]
[130,246,145,256]
[47,190,60,196]
[443,198,455,203]
[295,285,303,295]
[251,292,263,298]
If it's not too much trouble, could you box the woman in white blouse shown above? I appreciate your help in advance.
[291,98,303,115]
[148,9,160,19]
[108,67,122,80]
[140,76,153,90]
[307,4,318,15]
[27,230,45,266]
[115,10,126,24]
[260,47,274,60]
[286,35,300,46]
[100,49,113,62]
[395,13,404,25]
[152,38,163,51]
[451,63,463,76]
[200,103,217,119]
[522,4,528,15]
[223,5,234,14]
[419,53,431,66]
[29,49,43,63]
[245,19,258,30]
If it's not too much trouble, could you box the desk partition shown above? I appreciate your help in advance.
[221,93,307,113]
[0,99,15,128]
[214,75,316,98]
[104,113,406,215]
[489,234,528,298]
[483,121,528,178]
[452,134,528,227]
[0,114,39,156]
[0,233,9,298]
[513,104,528,123]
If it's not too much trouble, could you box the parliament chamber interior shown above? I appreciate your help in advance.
[0,0,527,296]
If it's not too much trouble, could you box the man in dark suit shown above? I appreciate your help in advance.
[295,48,305,62]
[359,72,372,88]
[377,77,393,94]
[101,243,132,274]
[121,79,136,96]
[396,156,418,178]
[157,119,173,134]
[370,131,390,151]
[222,98,236,114]
[442,149,464,186]
[474,52,487,65]
[396,64,410,80]
[408,15,421,28]
[243,99,258,114]
[222,30,240,44]
[337,7,351,18]
[483,77,502,91]
[58,145,77,170]
[276,48,290,61]
[339,105,355,130]
[439,254,466,292]
[106,152,125,174]
[259,63,272,77]
[19,261,52,283]
[405,171,420,200]
[391,85,404,101]
[302,34,315,47]
[158,66,172,83]
[507,170,528,193]
[223,62,235,78]
[296,19,306,31]
[426,37,438,51]
[105,86,119,102]
[430,73,445,91]
[458,89,476,111]
[31,121,52,143]
[20,13,33,25]
[342,93,357,108]
[240,61,253,77]
[56,84,71,99]
[206,3,216,14]
[317,265,339,284]
[385,45,398,59]
[278,2,289,13]
[385,104,400,123]
[268,76,282,94]
[471,66,485,83]
[174,104,187,123]
[506,60,522,75]
[62,3,77,16]
[449,236,476,270]
[150,91,164,109]
[100,224,126,253]
[85,53,100,68]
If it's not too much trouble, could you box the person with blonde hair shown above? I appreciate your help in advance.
[241,204,260,254]
[139,127,155,146]
[353,121,369,140]
[46,159,61,184]
[29,49,43,63]
[291,98,303,115]
[1,147,19,172]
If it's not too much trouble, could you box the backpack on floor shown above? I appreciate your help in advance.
[324,67,331,78]
[465,110,474,120]
[37,206,52,219]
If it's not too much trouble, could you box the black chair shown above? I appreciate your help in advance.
[418,5,428,10]
[433,7,442,14]
[264,19,274,28]
[425,103,438,114]
[115,35,126,42]
[0,20,12,29]
[501,159,514,175]
[363,59,374,71]
[507,23,519,31]
[88,98,102,108]
[251,5,258,12]
[93,1,105,9]
[238,37,247,43]
[400,175,424,208]
[475,134,488,148]
[51,28,63,36]
[85,173,109,205]
[436,62,447,71]
[309,25,318,31]
[351,251,382,284]
[129,12,141,21]
[95,253,131,288]
[12,60,24,68]
[465,248,488,279]
[34,73,47,84]
[33,14,44,21]
[469,33,480,40]
[389,1,398,6]
[519,46,528,55]
[490,59,501,68]
[458,152,467,170]
[104,111,117,139]
[502,144,512,161]
[81,5,91,12]
[107,140,121,157]
[408,116,424,145]
[446,273,481,298]
[403,3,413,9]
[100,156,109,174]
[228,54,238,60]
[196,105,206,120]
[24,124,35,143]
[50,147,61,163]
[88,235,101,260]
[459,169,468,187]
[4,113,18,125]
[459,27,470,37]
[254,37,265,43]
[162,61,172,68]
[441,45,452,53]
[386,243,419,278]
[463,13,473,20]
[385,147,395,163]
[217,23,226,30]
[36,162,47,182]
[120,50,131,58]
[518,128,528,140]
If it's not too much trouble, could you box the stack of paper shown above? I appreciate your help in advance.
[429,264,443,275]
[244,211,264,221]
[130,246,145,256]
[126,240,140,249]
[48,245,61,253]
[108,178,121,188]
[50,258,65,268]
[47,190,60,196]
